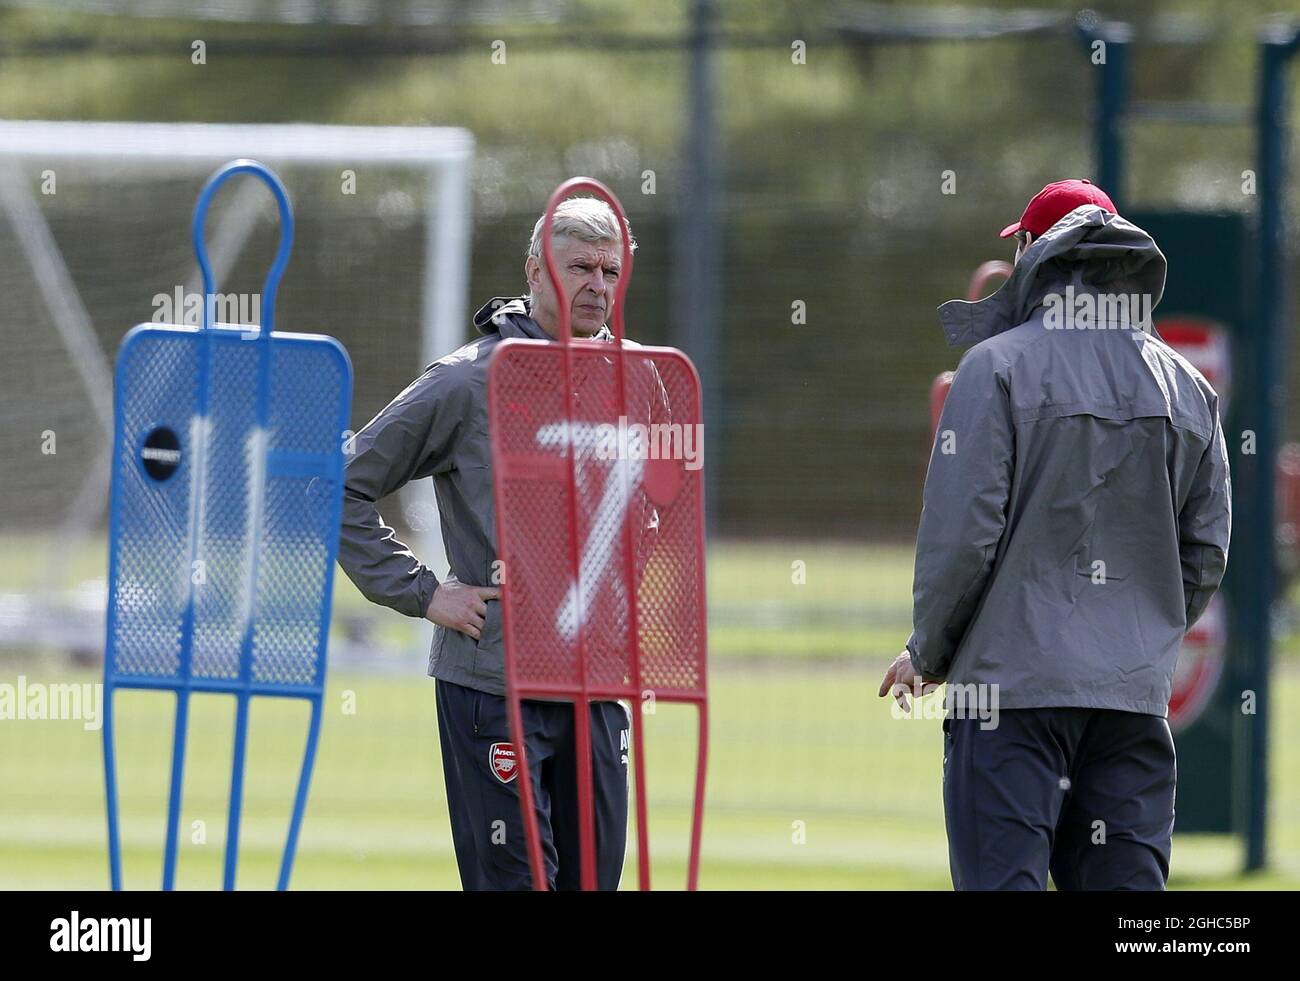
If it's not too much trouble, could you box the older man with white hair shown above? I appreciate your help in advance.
[337,194,637,890]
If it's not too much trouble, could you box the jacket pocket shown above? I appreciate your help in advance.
[475,598,503,652]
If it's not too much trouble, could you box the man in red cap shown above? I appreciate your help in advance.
[999,178,1118,262]
[880,180,1231,890]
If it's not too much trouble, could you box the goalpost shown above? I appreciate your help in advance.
[0,120,473,665]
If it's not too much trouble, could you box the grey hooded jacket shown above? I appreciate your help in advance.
[337,296,616,696]
[906,205,1231,716]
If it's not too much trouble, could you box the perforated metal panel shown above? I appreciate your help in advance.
[105,324,351,693]
[490,341,707,704]
[101,159,354,894]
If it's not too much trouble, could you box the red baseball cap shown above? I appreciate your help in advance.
[998,179,1117,239]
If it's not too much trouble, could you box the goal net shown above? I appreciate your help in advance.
[0,120,473,670]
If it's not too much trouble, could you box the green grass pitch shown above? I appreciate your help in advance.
[2,541,1298,889]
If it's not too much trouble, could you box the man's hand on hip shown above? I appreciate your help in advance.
[878,650,943,713]
[426,582,502,641]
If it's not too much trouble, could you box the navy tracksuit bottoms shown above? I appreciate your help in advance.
[435,679,630,891]
[943,707,1176,891]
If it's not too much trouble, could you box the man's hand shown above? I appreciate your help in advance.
[878,650,943,713]
[426,582,502,641]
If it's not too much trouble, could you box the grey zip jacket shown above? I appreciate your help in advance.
[338,295,665,697]
[339,296,615,695]
[906,205,1231,716]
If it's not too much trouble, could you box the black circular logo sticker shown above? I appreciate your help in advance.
[141,426,182,481]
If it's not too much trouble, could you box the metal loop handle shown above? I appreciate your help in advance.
[540,177,634,345]
[192,159,294,337]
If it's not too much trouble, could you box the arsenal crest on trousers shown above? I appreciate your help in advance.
[490,742,518,784]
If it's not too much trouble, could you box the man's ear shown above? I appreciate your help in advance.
[524,254,541,292]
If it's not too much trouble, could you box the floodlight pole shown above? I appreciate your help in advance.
[1245,23,1300,873]
[1074,13,1131,206]
[675,0,723,535]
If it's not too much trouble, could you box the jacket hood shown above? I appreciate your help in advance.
[473,295,614,342]
[937,205,1168,348]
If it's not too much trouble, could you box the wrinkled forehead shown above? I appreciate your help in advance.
[549,234,623,267]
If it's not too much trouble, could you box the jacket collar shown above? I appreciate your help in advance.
[936,205,1168,348]
[473,295,614,343]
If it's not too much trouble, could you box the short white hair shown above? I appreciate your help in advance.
[526,196,637,260]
